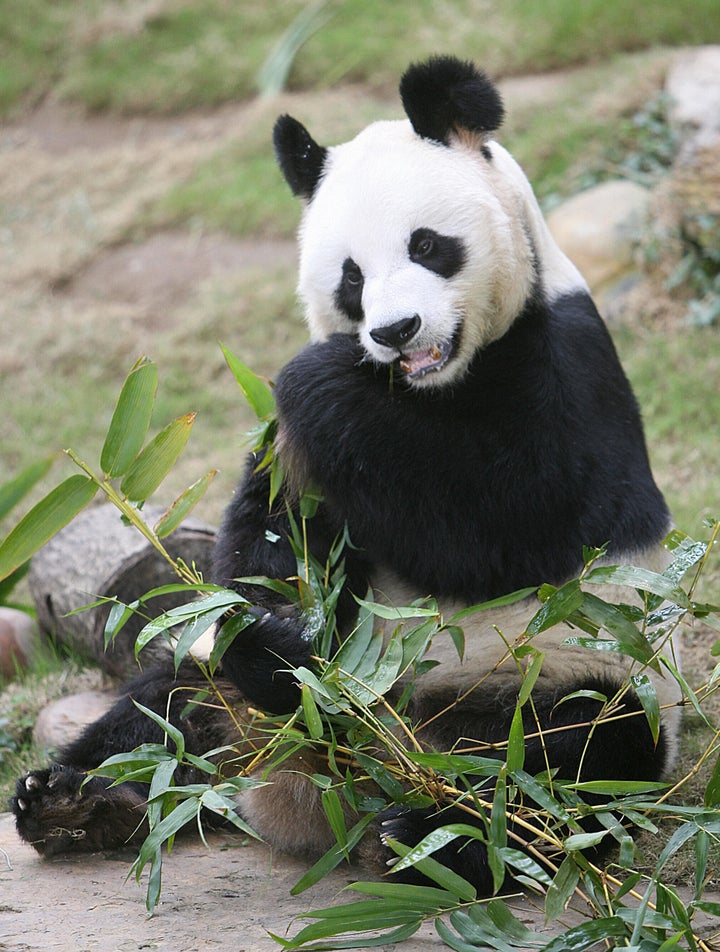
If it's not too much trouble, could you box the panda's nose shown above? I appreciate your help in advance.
[369,315,421,349]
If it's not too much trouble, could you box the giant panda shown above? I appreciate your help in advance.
[12,56,681,893]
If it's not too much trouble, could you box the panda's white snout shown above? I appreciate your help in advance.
[369,315,421,350]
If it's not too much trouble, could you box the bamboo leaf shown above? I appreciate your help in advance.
[571,593,656,665]
[291,815,375,895]
[353,595,438,621]
[100,357,158,476]
[541,917,628,951]
[506,705,525,773]
[704,751,720,807]
[449,586,538,623]
[301,683,324,739]
[321,788,347,851]
[630,672,661,744]
[583,564,689,607]
[0,456,54,522]
[120,413,195,502]
[0,475,97,581]
[221,341,275,420]
[383,838,477,902]
[131,700,186,762]
[133,797,199,876]
[527,579,583,636]
[209,611,255,674]
[333,595,377,672]
[154,470,217,538]
[546,855,580,920]
[517,648,545,706]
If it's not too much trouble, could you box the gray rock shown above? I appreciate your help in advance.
[0,607,40,679]
[666,46,720,146]
[547,180,650,293]
[32,690,116,752]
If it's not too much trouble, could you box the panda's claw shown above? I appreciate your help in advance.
[16,798,27,811]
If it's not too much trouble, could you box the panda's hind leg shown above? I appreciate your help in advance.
[361,677,670,894]
[11,662,237,856]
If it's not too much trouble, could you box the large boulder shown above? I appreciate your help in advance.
[547,180,651,297]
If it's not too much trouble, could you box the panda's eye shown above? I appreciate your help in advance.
[334,257,365,323]
[409,228,466,279]
[415,236,435,258]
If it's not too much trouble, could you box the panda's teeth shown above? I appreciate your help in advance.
[400,341,451,378]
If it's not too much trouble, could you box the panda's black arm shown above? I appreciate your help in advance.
[211,452,371,714]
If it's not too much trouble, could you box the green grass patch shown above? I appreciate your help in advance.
[0,0,75,115]
[4,0,720,118]
[617,325,720,546]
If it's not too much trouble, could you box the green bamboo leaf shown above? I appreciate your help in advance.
[120,413,195,502]
[704,751,720,807]
[527,579,583,636]
[583,564,689,607]
[291,814,375,895]
[546,855,581,920]
[133,797,199,875]
[511,770,574,823]
[542,917,628,951]
[209,611,255,674]
[506,705,525,773]
[220,341,275,420]
[100,357,158,477]
[571,593,656,665]
[383,839,477,903]
[131,700,186,761]
[321,788,347,850]
[0,475,97,581]
[630,672,661,744]
[136,590,247,659]
[301,683,324,739]
[0,456,54,522]
[564,829,609,850]
[450,586,538,623]
[333,595,377,672]
[353,595,438,621]
[479,898,547,943]
[517,648,545,706]
[276,913,421,949]
[154,470,217,538]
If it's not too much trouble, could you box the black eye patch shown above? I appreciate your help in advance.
[334,257,365,323]
[409,228,466,278]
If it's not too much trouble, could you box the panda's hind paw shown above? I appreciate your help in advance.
[11,765,89,856]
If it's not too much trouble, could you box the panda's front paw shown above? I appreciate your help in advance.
[375,803,495,894]
[378,804,439,860]
[11,765,87,855]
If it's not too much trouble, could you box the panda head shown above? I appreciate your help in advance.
[274,56,575,388]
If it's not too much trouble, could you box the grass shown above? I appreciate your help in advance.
[3,0,720,117]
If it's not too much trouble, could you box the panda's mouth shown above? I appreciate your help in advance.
[398,329,459,380]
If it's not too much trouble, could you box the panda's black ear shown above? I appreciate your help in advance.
[273,114,328,200]
[399,55,504,146]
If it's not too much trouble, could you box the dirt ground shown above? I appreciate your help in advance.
[0,812,563,952]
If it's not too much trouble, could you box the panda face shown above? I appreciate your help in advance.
[296,121,537,388]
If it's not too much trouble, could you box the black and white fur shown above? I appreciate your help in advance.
[12,57,681,891]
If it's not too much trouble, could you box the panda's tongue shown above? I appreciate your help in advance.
[399,343,448,378]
